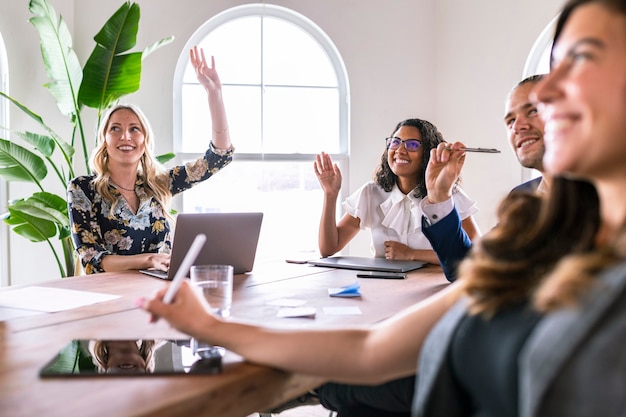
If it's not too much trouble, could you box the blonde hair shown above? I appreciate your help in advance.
[89,339,158,373]
[89,104,172,217]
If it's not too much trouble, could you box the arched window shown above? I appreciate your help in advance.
[523,15,557,77]
[520,15,557,184]
[0,33,9,286]
[173,4,349,263]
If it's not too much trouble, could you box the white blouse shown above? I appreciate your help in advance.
[342,181,478,257]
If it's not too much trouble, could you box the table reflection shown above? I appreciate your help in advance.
[39,339,222,377]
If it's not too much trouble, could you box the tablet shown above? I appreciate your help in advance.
[356,271,407,279]
[39,339,221,377]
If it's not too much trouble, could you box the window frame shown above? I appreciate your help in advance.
[170,4,350,260]
[0,32,9,286]
[520,14,558,184]
[172,3,350,163]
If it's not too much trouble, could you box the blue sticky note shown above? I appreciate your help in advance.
[328,282,361,297]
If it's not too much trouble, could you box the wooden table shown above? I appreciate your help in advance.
[0,262,448,417]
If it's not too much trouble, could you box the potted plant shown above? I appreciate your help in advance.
[0,0,174,277]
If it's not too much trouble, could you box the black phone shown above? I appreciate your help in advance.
[356,271,407,279]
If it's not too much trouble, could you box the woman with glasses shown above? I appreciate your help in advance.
[314,118,481,266]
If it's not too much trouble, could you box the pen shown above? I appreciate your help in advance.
[162,233,207,304]
[460,147,501,153]
[445,146,501,153]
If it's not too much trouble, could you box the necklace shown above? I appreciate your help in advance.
[111,181,136,192]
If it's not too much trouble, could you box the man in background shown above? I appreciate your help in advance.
[504,74,549,194]
[423,73,548,282]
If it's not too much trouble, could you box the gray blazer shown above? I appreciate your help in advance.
[413,260,626,417]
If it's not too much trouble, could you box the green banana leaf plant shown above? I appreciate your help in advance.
[0,0,175,278]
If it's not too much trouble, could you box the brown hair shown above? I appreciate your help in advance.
[459,178,601,316]
[375,118,450,198]
[459,0,626,316]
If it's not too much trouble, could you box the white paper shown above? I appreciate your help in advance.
[277,307,317,318]
[0,286,120,313]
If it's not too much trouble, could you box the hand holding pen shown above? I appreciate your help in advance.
[137,233,208,326]
[426,142,470,203]
[444,145,501,153]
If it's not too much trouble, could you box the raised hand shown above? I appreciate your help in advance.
[425,142,467,203]
[190,46,222,95]
[314,152,342,196]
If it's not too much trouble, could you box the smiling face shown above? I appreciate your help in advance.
[504,81,546,172]
[532,3,626,182]
[104,108,146,169]
[387,125,424,182]
[104,341,148,374]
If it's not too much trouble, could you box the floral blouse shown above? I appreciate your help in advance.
[68,143,233,274]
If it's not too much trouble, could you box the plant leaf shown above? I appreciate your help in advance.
[13,131,56,158]
[78,2,142,110]
[80,48,142,109]
[45,340,81,374]
[28,0,83,117]
[14,191,70,228]
[0,139,48,183]
[0,92,76,165]
[3,206,57,242]
[156,152,176,164]
[142,36,175,60]
[94,1,139,52]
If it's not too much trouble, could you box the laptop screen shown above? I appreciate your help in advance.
[141,212,263,279]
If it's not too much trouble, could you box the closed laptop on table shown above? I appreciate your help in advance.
[140,212,263,280]
[308,256,426,273]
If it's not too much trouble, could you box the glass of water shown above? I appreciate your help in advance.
[189,264,234,358]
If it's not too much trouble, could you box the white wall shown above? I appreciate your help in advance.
[1,0,562,285]
[434,0,561,232]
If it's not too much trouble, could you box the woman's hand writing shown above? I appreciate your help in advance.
[137,280,217,338]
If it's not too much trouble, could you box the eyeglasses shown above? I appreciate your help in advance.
[385,137,422,152]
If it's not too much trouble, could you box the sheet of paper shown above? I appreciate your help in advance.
[0,286,120,313]
[277,307,317,318]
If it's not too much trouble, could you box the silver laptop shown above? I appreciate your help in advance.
[308,256,426,273]
[140,212,263,280]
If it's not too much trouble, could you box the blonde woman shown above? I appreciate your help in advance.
[68,46,233,274]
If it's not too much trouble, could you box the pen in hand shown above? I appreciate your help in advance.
[162,233,207,304]
[459,147,501,153]
[445,145,501,153]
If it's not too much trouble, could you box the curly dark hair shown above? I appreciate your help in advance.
[374,118,445,198]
